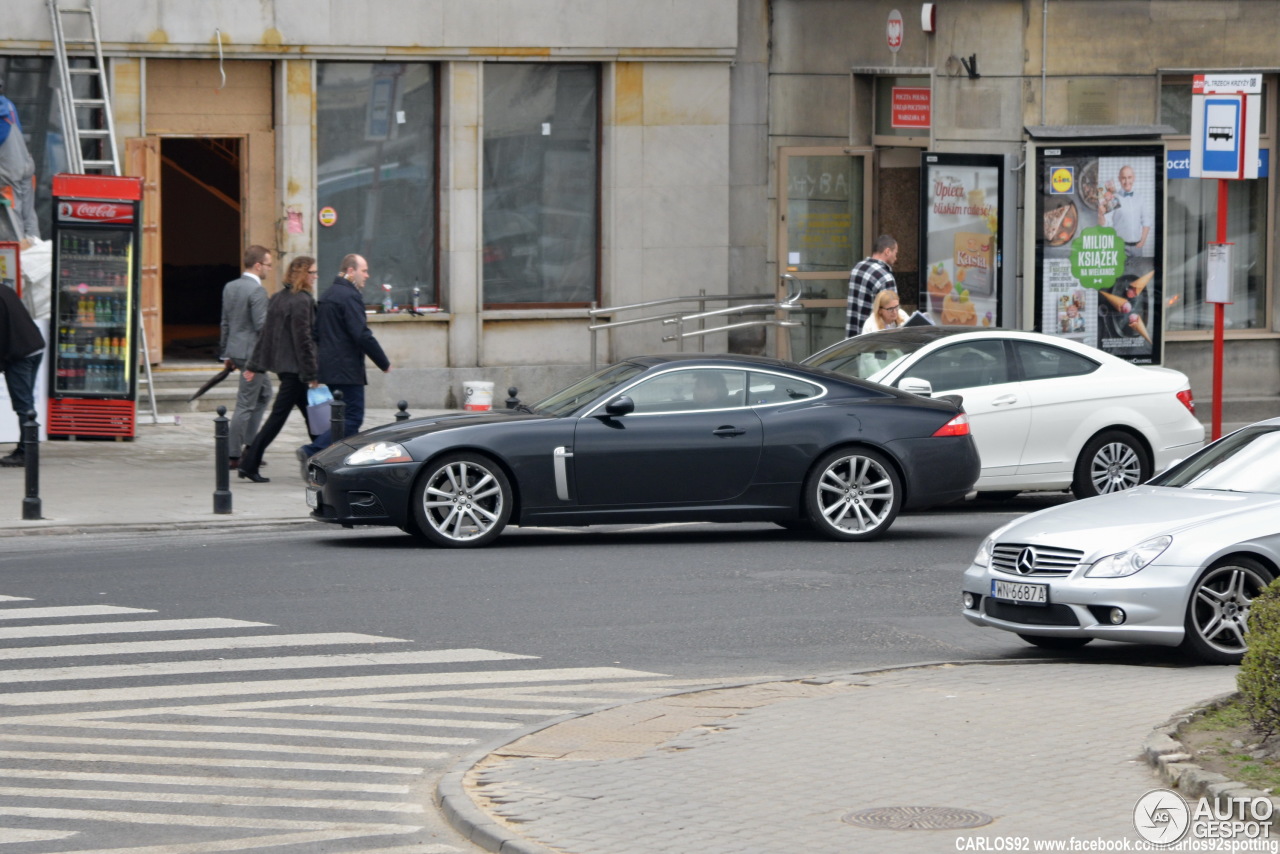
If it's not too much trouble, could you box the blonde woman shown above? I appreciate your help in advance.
[861,289,909,333]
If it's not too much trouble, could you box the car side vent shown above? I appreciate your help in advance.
[347,492,387,518]
[991,543,1084,577]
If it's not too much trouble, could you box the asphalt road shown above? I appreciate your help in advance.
[0,493,1188,852]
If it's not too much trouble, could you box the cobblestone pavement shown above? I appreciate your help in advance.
[445,661,1245,854]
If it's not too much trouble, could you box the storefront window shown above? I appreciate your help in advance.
[483,63,599,307]
[0,56,71,240]
[316,63,436,308]
[1166,176,1268,331]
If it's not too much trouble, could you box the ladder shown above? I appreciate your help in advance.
[47,0,120,175]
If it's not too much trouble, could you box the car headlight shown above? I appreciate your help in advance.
[973,535,995,568]
[344,442,412,466]
[1084,535,1172,578]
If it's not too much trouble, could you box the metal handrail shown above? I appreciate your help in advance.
[663,318,802,343]
[588,278,805,368]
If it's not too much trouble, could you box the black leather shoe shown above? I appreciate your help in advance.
[238,469,270,483]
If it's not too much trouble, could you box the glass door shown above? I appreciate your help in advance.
[777,147,873,359]
[53,226,135,397]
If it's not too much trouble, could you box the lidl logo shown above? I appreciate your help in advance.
[1050,166,1075,194]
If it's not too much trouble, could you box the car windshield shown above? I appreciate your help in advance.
[530,362,647,417]
[1151,425,1280,493]
[801,334,928,379]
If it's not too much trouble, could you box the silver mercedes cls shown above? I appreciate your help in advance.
[962,417,1280,664]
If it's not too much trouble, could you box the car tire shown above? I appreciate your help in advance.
[1179,557,1273,665]
[411,453,513,548]
[1071,431,1150,499]
[803,447,902,541]
[1016,634,1092,651]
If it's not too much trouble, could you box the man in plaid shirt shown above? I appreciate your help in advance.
[845,235,899,338]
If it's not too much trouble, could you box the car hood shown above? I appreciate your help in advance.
[341,410,553,446]
[993,486,1280,556]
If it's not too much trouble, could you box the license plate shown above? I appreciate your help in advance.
[305,487,319,509]
[991,578,1048,606]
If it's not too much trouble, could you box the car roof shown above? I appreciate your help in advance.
[626,353,799,370]
[801,326,1121,364]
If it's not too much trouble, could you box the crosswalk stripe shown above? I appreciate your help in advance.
[0,605,154,620]
[0,805,417,832]
[0,618,272,640]
[0,829,78,843]
[0,768,412,793]
[0,595,34,602]
[340,700,578,715]
[0,632,410,660]
[0,666,665,706]
[3,648,537,684]
[61,720,479,745]
[0,734,437,761]
[0,749,433,774]
[174,709,523,729]
[0,785,426,813]
[65,828,432,854]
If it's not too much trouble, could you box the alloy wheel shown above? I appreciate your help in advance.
[811,452,898,538]
[1188,562,1271,657]
[1088,441,1143,494]
[417,457,510,545]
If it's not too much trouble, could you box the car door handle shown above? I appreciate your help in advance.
[992,394,1018,406]
[712,426,747,437]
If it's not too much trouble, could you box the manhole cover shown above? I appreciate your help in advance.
[842,806,994,830]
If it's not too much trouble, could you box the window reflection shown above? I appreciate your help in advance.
[316,63,437,308]
[483,63,599,307]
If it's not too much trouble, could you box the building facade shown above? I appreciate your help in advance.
[4,0,1278,417]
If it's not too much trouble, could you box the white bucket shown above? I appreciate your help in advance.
[463,380,495,411]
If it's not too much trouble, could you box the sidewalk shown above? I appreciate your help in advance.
[441,662,1265,854]
[0,406,448,536]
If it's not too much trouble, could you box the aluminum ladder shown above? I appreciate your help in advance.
[47,0,120,175]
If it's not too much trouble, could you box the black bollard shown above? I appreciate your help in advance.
[395,400,410,422]
[21,410,41,521]
[213,405,232,514]
[330,389,346,443]
[505,387,520,410]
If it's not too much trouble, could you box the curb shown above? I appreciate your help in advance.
[434,657,1082,854]
[1142,691,1279,815]
[0,516,318,538]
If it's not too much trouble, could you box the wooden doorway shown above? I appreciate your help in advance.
[133,58,275,364]
[159,137,243,360]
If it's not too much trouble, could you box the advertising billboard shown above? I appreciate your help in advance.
[1035,145,1165,364]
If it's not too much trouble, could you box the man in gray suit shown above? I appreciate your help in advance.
[219,245,273,469]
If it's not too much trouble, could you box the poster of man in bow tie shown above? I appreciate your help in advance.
[1097,161,1155,262]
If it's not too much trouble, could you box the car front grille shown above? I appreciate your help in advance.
[983,598,1080,627]
[991,543,1084,577]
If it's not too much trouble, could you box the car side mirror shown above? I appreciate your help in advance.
[602,396,635,417]
[898,377,933,398]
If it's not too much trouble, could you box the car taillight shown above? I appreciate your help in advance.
[1176,389,1195,415]
[932,413,971,437]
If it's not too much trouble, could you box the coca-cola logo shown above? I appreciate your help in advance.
[58,201,133,223]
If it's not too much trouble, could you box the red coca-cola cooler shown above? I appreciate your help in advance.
[48,174,143,438]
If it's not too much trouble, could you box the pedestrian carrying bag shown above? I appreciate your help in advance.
[306,385,333,435]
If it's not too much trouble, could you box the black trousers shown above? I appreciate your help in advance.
[240,372,313,473]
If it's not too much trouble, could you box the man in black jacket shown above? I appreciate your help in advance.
[300,253,391,459]
[1,283,44,466]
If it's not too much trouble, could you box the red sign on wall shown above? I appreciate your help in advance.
[891,87,932,129]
